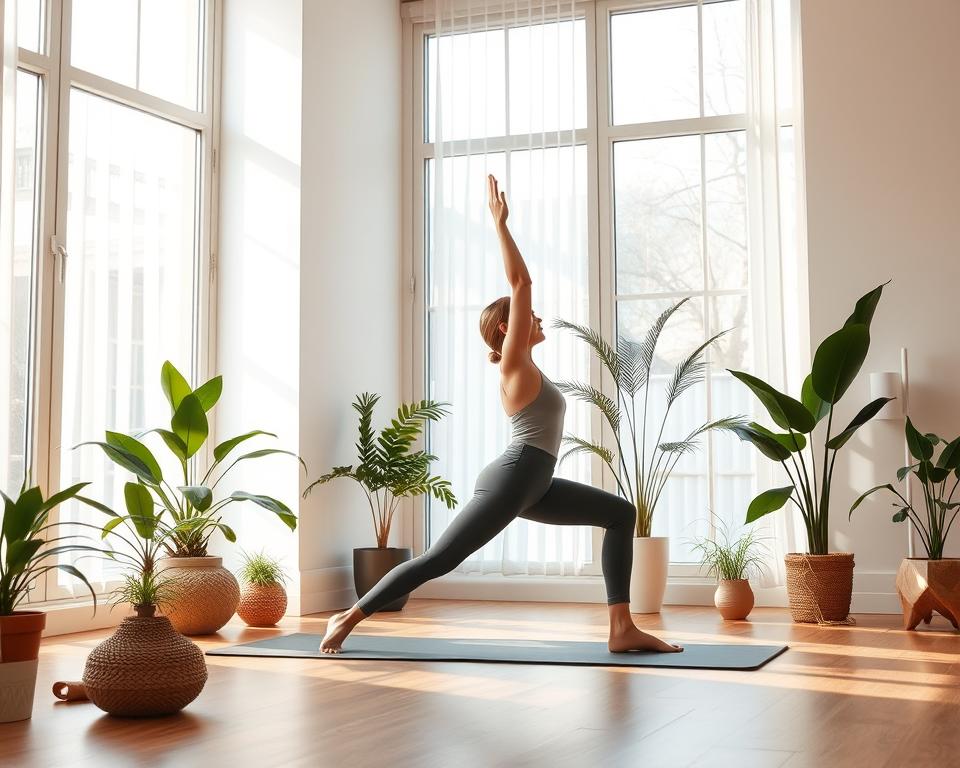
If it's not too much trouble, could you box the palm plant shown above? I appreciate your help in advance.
[77,360,305,557]
[690,516,767,581]
[552,298,744,537]
[849,419,960,560]
[303,394,457,548]
[728,282,890,555]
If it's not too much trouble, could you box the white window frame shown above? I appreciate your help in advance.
[402,0,796,590]
[15,0,221,607]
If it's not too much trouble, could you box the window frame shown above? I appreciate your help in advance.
[15,0,221,606]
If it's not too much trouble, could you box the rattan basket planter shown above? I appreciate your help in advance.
[158,556,240,635]
[237,583,288,627]
[785,552,854,623]
[82,615,207,717]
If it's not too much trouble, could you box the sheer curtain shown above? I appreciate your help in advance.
[424,0,595,577]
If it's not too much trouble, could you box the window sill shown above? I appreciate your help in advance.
[22,598,128,638]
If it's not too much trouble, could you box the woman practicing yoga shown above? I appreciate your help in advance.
[320,174,682,655]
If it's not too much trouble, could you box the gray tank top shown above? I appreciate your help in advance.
[507,370,566,458]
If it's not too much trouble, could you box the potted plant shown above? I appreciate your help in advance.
[0,480,102,722]
[79,481,208,716]
[690,517,766,620]
[850,419,959,630]
[728,281,890,623]
[304,393,456,611]
[77,360,305,635]
[236,550,289,627]
[553,299,744,613]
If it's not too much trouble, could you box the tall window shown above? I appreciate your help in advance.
[412,0,799,574]
[6,0,217,603]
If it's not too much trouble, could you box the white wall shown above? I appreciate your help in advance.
[298,0,404,614]
[800,0,960,609]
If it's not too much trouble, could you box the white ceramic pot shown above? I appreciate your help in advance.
[0,659,40,723]
[630,536,669,614]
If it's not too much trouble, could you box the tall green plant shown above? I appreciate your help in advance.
[553,298,744,537]
[303,394,457,548]
[77,361,305,557]
[729,281,891,555]
[849,419,960,560]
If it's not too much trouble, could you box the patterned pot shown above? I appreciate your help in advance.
[784,553,854,623]
[158,556,240,635]
[237,583,288,627]
[82,613,207,717]
[714,579,755,620]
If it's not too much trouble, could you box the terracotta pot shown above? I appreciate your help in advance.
[784,552,854,623]
[896,557,960,631]
[354,547,412,611]
[237,583,288,627]
[158,556,240,635]
[629,536,669,614]
[82,614,207,717]
[0,611,46,663]
[714,579,755,620]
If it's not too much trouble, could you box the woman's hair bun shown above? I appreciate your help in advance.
[488,350,502,364]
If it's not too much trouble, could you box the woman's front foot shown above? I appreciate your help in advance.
[608,624,683,654]
[320,610,355,654]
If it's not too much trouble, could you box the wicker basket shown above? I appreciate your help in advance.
[237,584,288,627]
[158,556,240,635]
[82,616,207,717]
[785,553,855,623]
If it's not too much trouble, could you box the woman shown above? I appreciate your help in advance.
[320,175,682,655]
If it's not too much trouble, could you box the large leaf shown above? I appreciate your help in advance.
[194,376,223,412]
[752,422,807,453]
[936,436,960,471]
[227,448,306,473]
[728,370,815,433]
[843,280,889,330]
[825,397,896,450]
[746,486,795,523]
[801,374,830,423]
[213,430,277,463]
[905,416,934,461]
[138,428,188,463]
[105,431,162,483]
[730,423,792,462]
[848,483,897,518]
[5,538,44,574]
[6,487,43,542]
[76,440,155,484]
[811,324,870,404]
[161,360,192,412]
[37,482,90,516]
[229,491,298,531]
[123,482,157,539]
[171,393,209,459]
[179,485,213,512]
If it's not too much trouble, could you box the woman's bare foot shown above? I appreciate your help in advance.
[608,624,683,654]
[320,606,364,654]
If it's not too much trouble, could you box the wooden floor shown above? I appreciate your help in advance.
[4,600,959,768]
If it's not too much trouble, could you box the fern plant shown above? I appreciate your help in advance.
[238,550,288,587]
[303,394,457,548]
[553,298,744,537]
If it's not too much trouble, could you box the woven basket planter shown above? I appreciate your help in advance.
[82,615,207,717]
[785,553,854,623]
[237,584,288,627]
[158,556,240,635]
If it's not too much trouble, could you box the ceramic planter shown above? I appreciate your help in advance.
[629,536,669,614]
[896,557,960,631]
[714,579,755,620]
[0,611,46,723]
[158,556,241,635]
[784,552,854,623]
[238,583,288,627]
[353,547,412,611]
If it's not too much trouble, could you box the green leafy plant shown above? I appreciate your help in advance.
[1,479,105,615]
[76,360,306,557]
[850,419,960,560]
[303,394,457,548]
[728,281,891,555]
[238,550,288,587]
[553,298,745,537]
[690,516,767,581]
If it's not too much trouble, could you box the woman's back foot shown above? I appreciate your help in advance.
[608,624,683,654]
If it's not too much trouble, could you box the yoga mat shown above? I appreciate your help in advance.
[207,633,787,670]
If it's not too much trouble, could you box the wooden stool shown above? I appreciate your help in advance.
[896,558,960,630]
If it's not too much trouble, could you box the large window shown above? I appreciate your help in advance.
[412,0,798,574]
[5,0,217,603]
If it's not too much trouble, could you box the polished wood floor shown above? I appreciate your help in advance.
[4,600,959,768]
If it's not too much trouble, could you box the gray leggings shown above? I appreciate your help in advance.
[357,441,634,616]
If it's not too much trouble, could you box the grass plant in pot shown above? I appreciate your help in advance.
[690,517,766,621]
[850,420,960,630]
[728,282,891,624]
[553,299,743,613]
[236,550,289,627]
[77,360,305,635]
[80,482,208,716]
[304,393,456,611]
[0,481,102,723]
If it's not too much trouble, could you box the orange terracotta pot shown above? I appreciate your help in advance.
[0,611,46,663]
[714,579,755,621]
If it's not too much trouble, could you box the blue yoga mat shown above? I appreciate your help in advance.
[207,633,787,670]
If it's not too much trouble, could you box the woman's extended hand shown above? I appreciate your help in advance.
[487,174,509,227]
